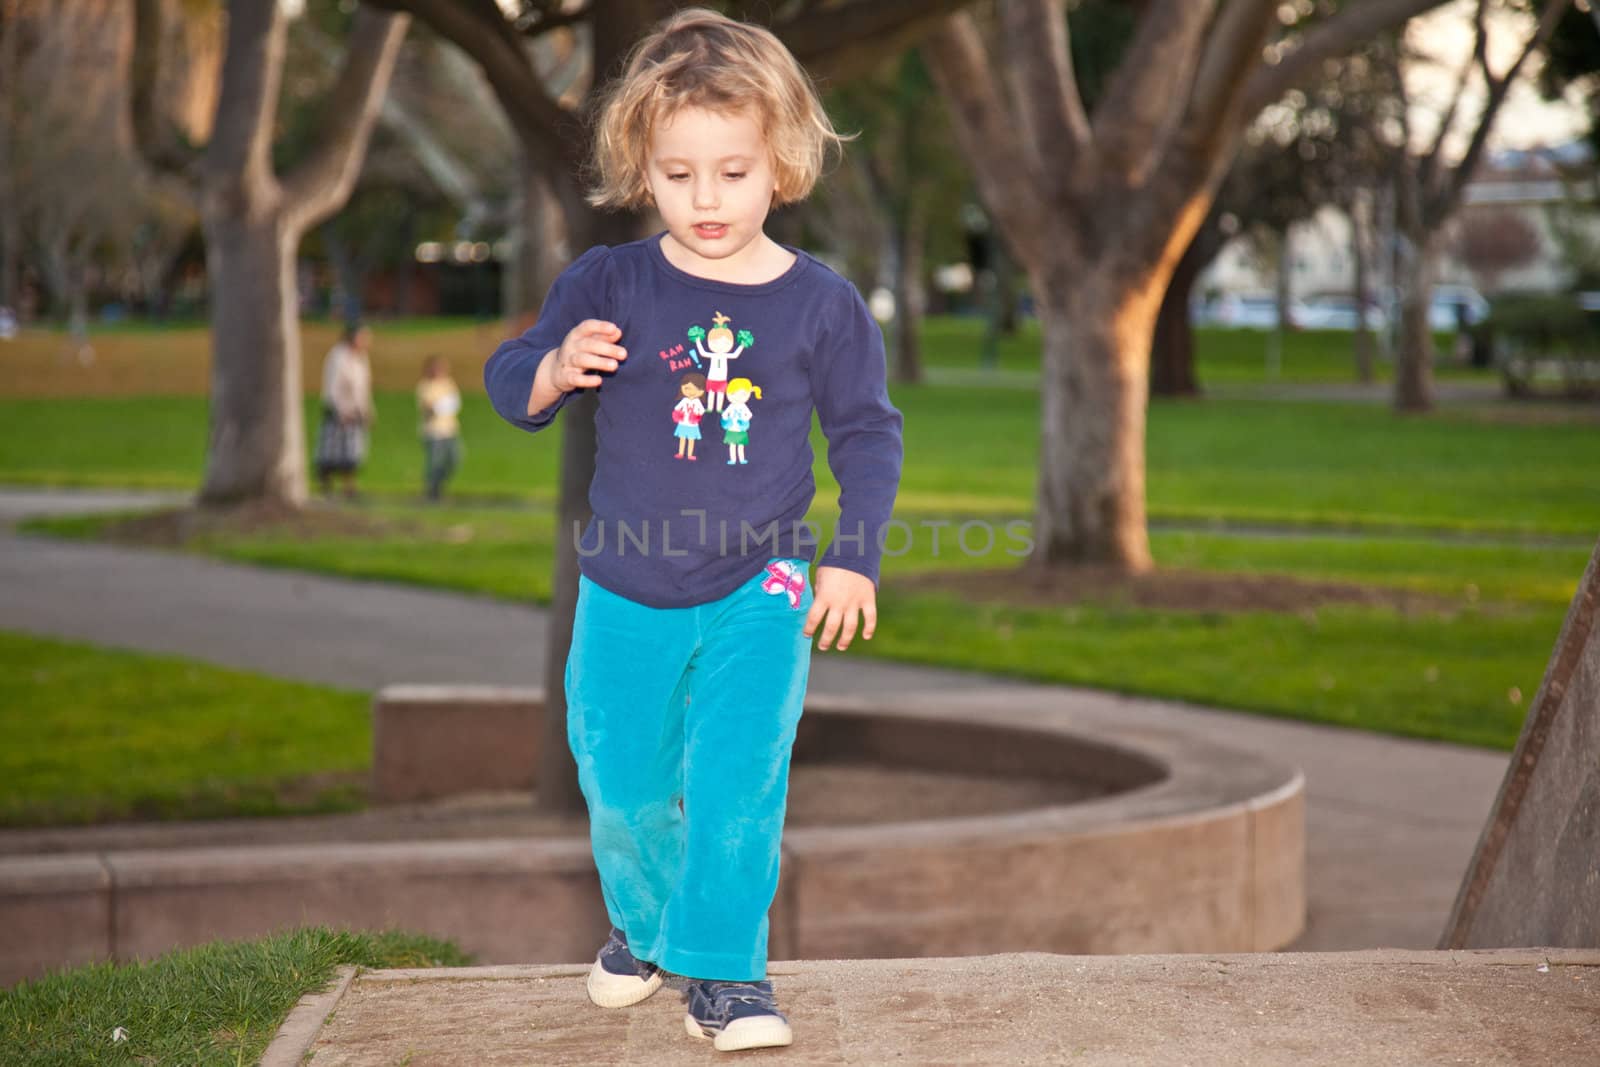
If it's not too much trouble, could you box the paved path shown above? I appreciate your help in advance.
[266,951,1600,1066]
[1,488,1513,951]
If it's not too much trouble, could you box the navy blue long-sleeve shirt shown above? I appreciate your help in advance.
[485,234,904,609]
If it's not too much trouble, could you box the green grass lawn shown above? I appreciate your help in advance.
[0,631,369,826]
[0,927,469,1065]
[3,390,1594,534]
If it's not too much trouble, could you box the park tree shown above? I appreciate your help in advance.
[824,51,967,384]
[919,0,1536,571]
[0,1,206,339]
[129,1,409,506]
[365,0,980,814]
[1157,37,1403,392]
[1378,0,1568,412]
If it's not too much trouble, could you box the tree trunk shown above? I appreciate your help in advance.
[1349,198,1376,384]
[1034,267,1157,572]
[505,152,569,320]
[1150,229,1206,398]
[394,214,415,316]
[199,210,308,506]
[891,208,925,385]
[67,270,89,354]
[1393,225,1438,413]
[995,240,1019,336]
[537,204,651,817]
[0,209,15,312]
[1267,226,1291,379]
[0,0,18,313]
[323,224,364,325]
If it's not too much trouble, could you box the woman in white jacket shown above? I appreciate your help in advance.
[314,323,374,498]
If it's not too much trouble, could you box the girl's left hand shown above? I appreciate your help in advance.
[804,566,877,651]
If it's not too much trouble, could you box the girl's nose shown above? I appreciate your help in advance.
[692,179,718,209]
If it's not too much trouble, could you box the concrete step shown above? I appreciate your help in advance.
[266,949,1600,1066]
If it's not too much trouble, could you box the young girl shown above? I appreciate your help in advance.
[484,7,902,1053]
[416,354,463,500]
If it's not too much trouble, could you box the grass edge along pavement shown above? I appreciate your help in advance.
[0,927,470,1066]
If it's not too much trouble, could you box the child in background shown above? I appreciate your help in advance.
[416,354,462,502]
[483,7,902,1054]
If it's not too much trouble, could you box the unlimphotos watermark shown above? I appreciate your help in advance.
[572,509,1034,559]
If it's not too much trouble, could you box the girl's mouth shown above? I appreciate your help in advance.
[693,223,728,239]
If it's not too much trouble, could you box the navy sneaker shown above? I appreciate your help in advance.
[682,979,793,1051]
[585,928,663,1008]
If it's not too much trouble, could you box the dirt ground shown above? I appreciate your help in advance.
[897,560,1458,616]
[94,500,407,545]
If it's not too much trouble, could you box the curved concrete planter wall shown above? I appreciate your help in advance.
[0,687,1304,985]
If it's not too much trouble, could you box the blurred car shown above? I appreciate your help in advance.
[1428,284,1490,331]
[1296,294,1388,331]
[1203,292,1310,329]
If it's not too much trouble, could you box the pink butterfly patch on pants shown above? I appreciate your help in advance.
[761,560,807,608]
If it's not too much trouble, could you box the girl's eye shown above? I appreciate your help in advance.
[666,173,689,182]
[724,172,746,181]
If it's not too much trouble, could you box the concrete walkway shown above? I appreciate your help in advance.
[1,488,1513,951]
[266,950,1600,1066]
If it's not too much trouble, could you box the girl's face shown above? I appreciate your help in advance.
[681,382,704,399]
[647,106,778,279]
[727,387,750,404]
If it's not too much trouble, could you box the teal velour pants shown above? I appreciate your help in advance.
[564,558,814,981]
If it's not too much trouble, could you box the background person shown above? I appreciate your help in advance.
[416,354,463,501]
[314,322,374,499]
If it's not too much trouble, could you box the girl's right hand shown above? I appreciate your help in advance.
[543,319,627,393]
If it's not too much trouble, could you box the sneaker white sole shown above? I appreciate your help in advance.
[586,959,663,1008]
[684,1013,795,1052]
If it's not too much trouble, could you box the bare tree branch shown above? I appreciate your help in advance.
[129,0,201,194]
[367,0,572,164]
[921,11,1047,269]
[1438,0,1570,218]
[998,0,1091,193]
[1380,36,1427,237]
[282,9,411,232]
[1091,0,1215,188]
[299,17,487,217]
[1418,1,1487,202]
[202,0,288,199]
[1181,0,1278,168]
[1244,0,1454,115]
[778,0,975,84]
[513,1,593,37]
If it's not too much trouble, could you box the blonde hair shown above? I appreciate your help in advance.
[588,7,848,211]
[727,377,761,400]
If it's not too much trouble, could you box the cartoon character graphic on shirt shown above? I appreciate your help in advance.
[686,311,753,413]
[721,377,761,465]
[672,373,707,461]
